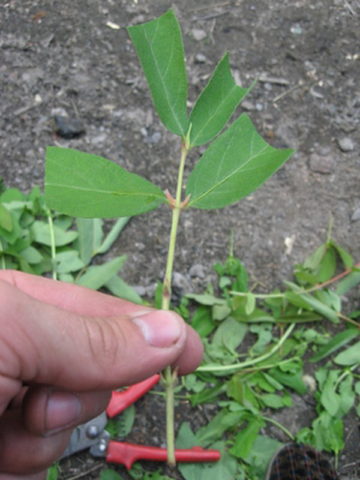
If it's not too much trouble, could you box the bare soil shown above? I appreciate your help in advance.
[1,1,359,479]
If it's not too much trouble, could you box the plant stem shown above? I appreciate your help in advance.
[0,240,6,269]
[262,416,295,440]
[162,141,189,466]
[47,209,57,281]
[197,323,295,374]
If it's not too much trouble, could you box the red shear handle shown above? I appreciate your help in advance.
[106,441,221,469]
[106,374,161,418]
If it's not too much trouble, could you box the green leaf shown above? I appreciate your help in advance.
[189,54,250,146]
[46,464,59,480]
[127,10,188,136]
[245,293,256,315]
[31,220,78,247]
[105,275,142,304]
[189,382,225,406]
[269,368,307,395]
[177,425,237,480]
[76,218,104,264]
[285,288,339,324]
[312,412,344,454]
[261,393,292,409]
[191,306,216,337]
[336,271,360,296]
[106,404,135,438]
[230,417,265,459]
[334,341,360,366]
[0,204,13,232]
[243,435,283,480]
[330,241,353,269]
[100,470,124,480]
[20,246,43,264]
[310,328,360,363]
[97,217,130,254]
[196,409,246,446]
[76,256,126,290]
[338,375,355,416]
[186,292,226,306]
[45,147,165,218]
[320,370,341,416]
[212,317,247,354]
[55,250,86,274]
[186,114,293,209]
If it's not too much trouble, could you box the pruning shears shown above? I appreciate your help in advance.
[61,374,221,469]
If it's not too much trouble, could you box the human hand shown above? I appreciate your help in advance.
[0,271,203,479]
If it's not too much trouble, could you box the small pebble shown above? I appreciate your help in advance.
[317,145,332,156]
[290,24,303,35]
[54,115,86,139]
[351,207,360,222]
[337,137,354,152]
[195,53,207,63]
[241,100,256,111]
[146,132,162,144]
[189,264,206,278]
[172,272,192,293]
[90,133,107,145]
[192,29,207,41]
[309,153,336,174]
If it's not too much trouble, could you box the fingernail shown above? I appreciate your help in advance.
[132,310,183,348]
[45,391,82,436]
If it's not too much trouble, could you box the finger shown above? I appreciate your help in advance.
[0,270,143,316]
[0,409,71,475]
[0,279,203,406]
[0,473,45,480]
[0,270,203,375]
[176,325,203,375]
[23,387,111,436]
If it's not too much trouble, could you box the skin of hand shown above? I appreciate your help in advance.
[0,271,203,480]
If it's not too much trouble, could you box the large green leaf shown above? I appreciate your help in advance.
[127,9,189,136]
[186,114,293,209]
[189,54,250,146]
[45,147,165,218]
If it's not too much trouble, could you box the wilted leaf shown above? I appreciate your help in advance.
[186,114,293,209]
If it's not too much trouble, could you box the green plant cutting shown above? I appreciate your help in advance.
[44,10,293,465]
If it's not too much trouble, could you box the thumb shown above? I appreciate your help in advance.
[0,279,193,411]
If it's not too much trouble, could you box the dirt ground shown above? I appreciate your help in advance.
[1,0,359,479]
